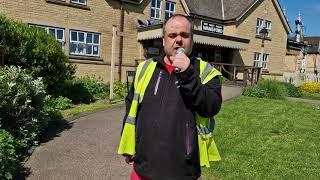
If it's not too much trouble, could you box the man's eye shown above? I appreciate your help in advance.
[168,34,177,38]
[180,33,190,38]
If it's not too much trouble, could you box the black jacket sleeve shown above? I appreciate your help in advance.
[121,81,134,135]
[177,63,222,118]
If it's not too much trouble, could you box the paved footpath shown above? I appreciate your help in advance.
[19,85,242,180]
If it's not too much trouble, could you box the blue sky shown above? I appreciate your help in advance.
[279,0,320,36]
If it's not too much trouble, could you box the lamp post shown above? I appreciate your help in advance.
[258,26,268,80]
[259,27,268,67]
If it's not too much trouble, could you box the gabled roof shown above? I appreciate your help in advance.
[223,0,256,20]
[184,0,291,33]
[304,36,320,54]
[184,0,223,20]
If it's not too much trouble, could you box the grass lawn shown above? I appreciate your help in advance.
[301,92,320,101]
[61,100,124,117]
[203,96,320,179]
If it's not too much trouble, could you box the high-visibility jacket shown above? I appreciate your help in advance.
[118,57,222,167]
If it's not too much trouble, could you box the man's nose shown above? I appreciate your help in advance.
[175,35,182,44]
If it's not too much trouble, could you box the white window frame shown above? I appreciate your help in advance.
[256,18,263,35]
[262,53,269,70]
[71,0,87,5]
[165,1,175,19]
[150,0,162,20]
[69,30,101,57]
[29,24,65,50]
[253,52,269,70]
[256,18,272,37]
[253,52,261,67]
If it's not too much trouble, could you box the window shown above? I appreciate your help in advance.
[253,52,260,67]
[262,53,269,69]
[151,0,161,19]
[71,0,86,5]
[256,18,272,37]
[70,30,100,57]
[253,52,269,70]
[29,24,65,49]
[165,1,175,19]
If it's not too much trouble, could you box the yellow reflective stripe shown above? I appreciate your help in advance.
[134,61,146,88]
[196,125,211,135]
[137,61,157,103]
[203,68,222,84]
[128,100,139,118]
[197,57,222,84]
[118,59,156,156]
[126,116,136,125]
[201,63,213,83]
[198,134,221,167]
[138,58,153,84]
[198,57,206,78]
[118,123,136,155]
[133,93,140,102]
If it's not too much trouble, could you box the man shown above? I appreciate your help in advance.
[119,14,222,180]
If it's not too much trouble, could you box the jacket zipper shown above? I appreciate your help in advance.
[160,72,171,109]
[154,71,162,95]
[185,122,192,160]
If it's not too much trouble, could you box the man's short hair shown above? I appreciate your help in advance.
[162,14,194,39]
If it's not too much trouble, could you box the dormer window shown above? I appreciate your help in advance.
[256,18,272,38]
[165,1,175,19]
[151,0,161,20]
[71,0,87,6]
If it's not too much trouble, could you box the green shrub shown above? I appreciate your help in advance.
[44,95,72,110]
[243,80,287,100]
[113,81,127,100]
[0,15,75,95]
[59,77,109,104]
[257,80,287,99]
[0,129,18,180]
[242,85,267,98]
[0,66,48,148]
[280,82,302,97]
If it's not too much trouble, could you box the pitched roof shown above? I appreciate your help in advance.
[185,0,256,20]
[223,0,257,20]
[184,0,290,33]
[185,0,223,20]
[304,36,320,54]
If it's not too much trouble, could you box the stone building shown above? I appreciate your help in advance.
[0,0,290,82]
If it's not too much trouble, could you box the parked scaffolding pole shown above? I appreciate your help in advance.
[109,25,117,103]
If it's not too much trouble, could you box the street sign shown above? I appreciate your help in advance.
[201,21,224,34]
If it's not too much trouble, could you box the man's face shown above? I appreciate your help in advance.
[163,17,193,57]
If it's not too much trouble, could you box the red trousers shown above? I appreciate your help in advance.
[130,169,151,180]
[130,168,201,180]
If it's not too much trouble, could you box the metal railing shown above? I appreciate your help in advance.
[210,62,262,86]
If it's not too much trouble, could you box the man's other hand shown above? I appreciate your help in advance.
[125,155,134,165]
